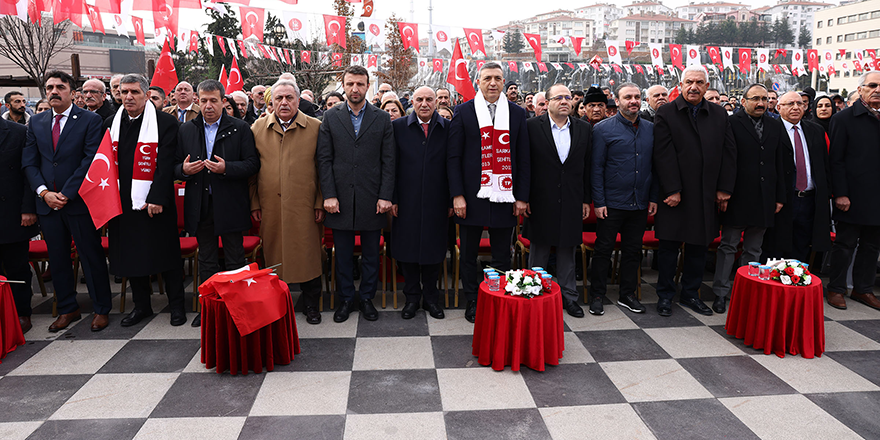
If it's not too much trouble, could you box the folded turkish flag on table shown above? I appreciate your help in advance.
[199,263,290,336]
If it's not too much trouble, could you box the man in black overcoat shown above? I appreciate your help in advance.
[391,87,449,320]
[525,83,591,318]
[448,62,530,323]
[826,71,880,311]
[712,84,786,314]
[107,75,187,327]
[652,66,737,318]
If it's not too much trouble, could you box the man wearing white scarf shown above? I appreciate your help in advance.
[448,62,531,323]
[106,74,187,327]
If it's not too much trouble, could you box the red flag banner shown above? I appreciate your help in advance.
[537,62,548,72]
[332,52,343,67]
[669,44,682,70]
[238,39,249,58]
[86,4,105,34]
[227,57,244,93]
[524,33,541,62]
[707,46,721,65]
[79,129,122,229]
[397,22,419,53]
[447,38,475,101]
[367,54,377,68]
[132,16,145,45]
[507,61,518,72]
[571,36,583,57]
[463,28,486,57]
[300,50,311,64]
[323,14,347,49]
[198,263,290,336]
[219,65,228,89]
[240,6,264,42]
[775,48,787,59]
[54,0,84,27]
[216,35,227,55]
[362,0,373,16]
[738,48,751,72]
[150,39,178,96]
[432,58,443,73]
[625,40,637,56]
[807,49,818,71]
[188,30,199,53]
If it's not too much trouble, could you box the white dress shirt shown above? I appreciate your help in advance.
[550,117,571,163]
[781,118,814,191]
[36,105,74,195]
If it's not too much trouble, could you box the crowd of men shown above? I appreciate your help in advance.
[2,65,879,336]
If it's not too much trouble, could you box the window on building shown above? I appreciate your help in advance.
[847,14,856,22]
[817,21,822,28]
[870,29,880,38]
[816,38,822,45]
[845,33,855,41]
[838,17,846,24]
[827,19,833,26]
[845,71,850,77]
[872,10,880,19]
[857,31,867,39]
[859,13,868,20]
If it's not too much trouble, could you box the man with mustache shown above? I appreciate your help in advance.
[653,65,736,317]
[82,79,114,121]
[582,87,607,126]
[2,92,30,125]
[712,84,786,314]
[638,85,667,123]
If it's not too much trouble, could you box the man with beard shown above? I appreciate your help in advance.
[436,88,451,108]
[2,92,30,125]
[653,65,737,317]
[505,81,519,103]
[639,85,668,123]
[582,87,607,125]
[82,79,114,121]
[148,86,167,110]
[523,92,536,118]
[318,66,395,323]
[107,74,187,327]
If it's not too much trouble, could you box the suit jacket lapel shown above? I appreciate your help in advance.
[357,104,377,140]
[337,106,357,140]
[0,118,9,150]
[55,106,80,157]
[760,114,771,143]
[569,116,581,162]
[734,111,761,143]
[538,115,564,166]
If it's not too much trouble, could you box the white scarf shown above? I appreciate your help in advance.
[473,91,514,203]
[110,101,159,210]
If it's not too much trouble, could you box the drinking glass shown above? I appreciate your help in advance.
[748,262,760,277]
[487,275,500,292]
[541,274,552,291]
[758,265,771,280]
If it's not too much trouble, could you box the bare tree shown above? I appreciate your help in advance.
[0,17,75,98]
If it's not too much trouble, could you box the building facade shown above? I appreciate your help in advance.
[762,0,834,48]
[813,0,880,93]
[610,13,696,45]
[574,3,625,41]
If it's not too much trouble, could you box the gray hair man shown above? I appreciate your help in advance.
[639,85,667,122]
[163,81,200,122]
[82,79,113,120]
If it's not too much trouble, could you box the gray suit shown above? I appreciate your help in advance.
[317,101,395,301]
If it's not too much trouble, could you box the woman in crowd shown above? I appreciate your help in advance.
[810,95,836,134]
[35,99,50,113]
[576,100,586,119]
[381,99,405,121]
[437,105,453,120]
[224,95,242,119]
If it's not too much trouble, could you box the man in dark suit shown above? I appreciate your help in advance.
[826,71,880,311]
[448,61,530,323]
[763,91,832,264]
[591,83,657,317]
[638,85,668,123]
[317,65,395,323]
[82,79,114,121]
[653,65,737,317]
[712,84,786,314]
[175,79,260,326]
[21,70,113,332]
[163,81,200,123]
[106,74,187,327]
[244,85,267,124]
[0,114,39,333]
[526,83,591,318]
[391,86,449,320]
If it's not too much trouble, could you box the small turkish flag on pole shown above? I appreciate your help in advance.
[132,16,145,45]
[86,4,105,34]
[447,38,475,101]
[523,33,542,62]
[323,14,347,49]
[397,22,420,53]
[240,6,264,41]
[625,40,637,56]
[150,39,178,98]
[227,57,244,93]
[79,129,122,229]
[219,65,228,89]
[667,86,680,102]
[463,28,486,57]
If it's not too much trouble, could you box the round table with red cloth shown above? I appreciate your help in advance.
[0,276,25,364]
[200,290,300,375]
[725,266,825,358]
[472,279,565,371]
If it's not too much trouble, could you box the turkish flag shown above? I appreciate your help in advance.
[93,0,120,13]
[150,39,178,98]
[707,46,722,65]
[85,4,105,34]
[668,86,680,102]
[571,36,583,57]
[432,58,443,73]
[198,263,290,336]
[773,64,781,74]
[868,49,877,59]
[807,49,819,71]
[508,61,518,72]
[475,60,485,71]
[54,0,84,27]
[332,52,343,67]
[240,6,264,42]
[152,0,179,37]
[323,14,347,49]
[132,16,145,45]
[365,54,376,68]
[635,64,643,74]
[775,48,787,59]
[537,62,548,72]
[463,28,486,57]
[188,30,199,53]
[669,44,683,70]
[219,65,228,89]
[625,40,637,56]
[398,22,419,53]
[300,50,311,64]
[238,39,248,58]
[738,48,751,72]
[447,38,475,101]
[216,36,226,55]
[589,55,602,70]
[79,129,122,229]
[362,0,373,16]
[227,57,244,93]
[524,33,542,62]
[854,60,863,71]
[27,0,49,25]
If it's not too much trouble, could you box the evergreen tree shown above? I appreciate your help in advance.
[798,24,812,48]
[502,29,525,54]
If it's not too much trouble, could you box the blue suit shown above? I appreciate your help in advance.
[21,104,111,315]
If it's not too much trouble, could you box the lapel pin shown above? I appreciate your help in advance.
[72,115,78,119]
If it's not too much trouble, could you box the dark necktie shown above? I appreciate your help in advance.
[178,109,186,122]
[488,103,496,123]
[52,114,63,150]
[421,122,429,138]
[793,126,808,191]
[280,121,290,131]
[754,118,764,139]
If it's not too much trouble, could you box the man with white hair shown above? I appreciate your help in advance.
[245,85,267,123]
[533,92,548,117]
[230,91,249,120]
[110,74,124,109]
[299,88,318,117]
[82,79,114,120]
[639,85,667,123]
[653,64,736,317]
[163,81,200,122]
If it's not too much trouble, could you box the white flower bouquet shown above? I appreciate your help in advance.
[504,269,546,298]
[769,260,812,286]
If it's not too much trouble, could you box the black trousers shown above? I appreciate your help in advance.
[459,225,513,302]
[40,210,112,315]
[400,262,442,305]
[196,197,245,285]
[828,221,880,295]
[657,240,707,302]
[0,241,33,316]
[129,264,185,313]
[289,276,322,308]
[334,229,381,301]
[591,208,648,300]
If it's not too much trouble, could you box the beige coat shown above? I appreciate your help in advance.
[250,111,324,283]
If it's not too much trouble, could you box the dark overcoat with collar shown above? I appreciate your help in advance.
[524,113,591,247]
[828,99,880,226]
[391,111,449,264]
[317,101,396,231]
[653,95,737,246]
[0,116,39,243]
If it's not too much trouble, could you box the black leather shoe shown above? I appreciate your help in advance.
[657,298,673,317]
[424,302,445,319]
[465,300,477,323]
[170,309,186,326]
[334,301,355,323]
[191,313,201,327]
[588,296,604,316]
[713,296,727,314]
[304,306,321,325]
[120,309,154,327]
[401,302,418,319]
[361,299,379,321]
[680,297,713,316]
[618,294,646,313]
[563,298,585,318]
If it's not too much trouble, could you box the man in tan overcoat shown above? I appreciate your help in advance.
[250,78,325,324]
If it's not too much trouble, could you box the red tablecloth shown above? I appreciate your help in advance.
[472,280,565,371]
[200,290,300,375]
[0,276,25,364]
[725,266,825,358]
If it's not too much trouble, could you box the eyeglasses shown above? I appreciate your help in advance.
[377,89,390,94]
[548,95,573,102]
[83,90,103,95]
[778,102,807,108]
[862,82,879,89]
[743,96,770,103]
